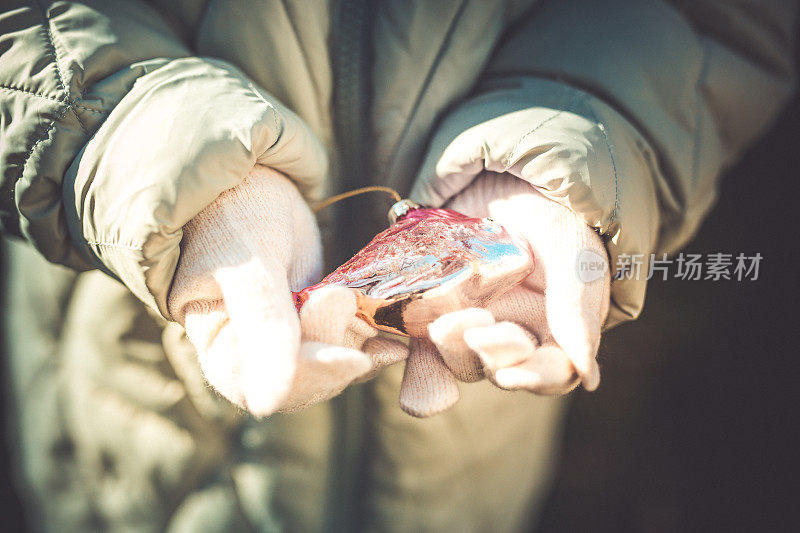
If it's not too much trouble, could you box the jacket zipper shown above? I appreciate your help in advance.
[325,1,374,531]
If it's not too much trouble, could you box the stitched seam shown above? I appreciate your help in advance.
[20,104,71,175]
[247,81,281,146]
[86,241,143,252]
[502,111,563,169]
[591,111,621,225]
[502,109,565,170]
[70,107,88,135]
[11,101,99,209]
[36,1,69,97]
[0,85,103,113]
[37,2,92,136]
[502,90,584,169]
[34,1,101,138]
[49,8,94,132]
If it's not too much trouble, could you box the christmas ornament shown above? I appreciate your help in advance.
[293,195,535,338]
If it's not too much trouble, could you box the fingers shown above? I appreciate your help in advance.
[399,339,460,417]
[463,321,536,370]
[490,240,605,390]
[278,342,372,412]
[464,322,580,395]
[299,285,362,346]
[300,284,409,384]
[187,274,384,416]
[428,308,494,382]
[300,283,407,364]
[426,291,583,396]
[492,345,580,395]
[214,257,300,417]
[487,277,604,392]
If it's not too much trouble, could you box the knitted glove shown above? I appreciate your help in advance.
[295,284,409,404]
[168,165,378,416]
[399,172,611,417]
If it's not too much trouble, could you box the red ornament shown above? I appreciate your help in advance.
[294,200,534,337]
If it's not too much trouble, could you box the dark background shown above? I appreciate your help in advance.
[537,95,800,531]
[2,65,799,533]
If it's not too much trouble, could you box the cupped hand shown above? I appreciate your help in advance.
[169,166,404,416]
[399,171,611,417]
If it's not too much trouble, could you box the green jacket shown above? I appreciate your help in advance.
[1,1,796,531]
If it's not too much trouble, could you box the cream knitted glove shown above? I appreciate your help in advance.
[298,285,410,385]
[399,172,611,417]
[169,165,380,416]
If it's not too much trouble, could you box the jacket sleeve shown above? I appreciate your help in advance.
[0,1,327,318]
[411,0,797,327]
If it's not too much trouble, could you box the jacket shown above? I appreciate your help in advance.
[1,0,795,326]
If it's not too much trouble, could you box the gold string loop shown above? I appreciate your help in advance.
[313,186,402,214]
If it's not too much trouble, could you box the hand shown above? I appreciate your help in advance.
[399,172,611,417]
[168,165,384,416]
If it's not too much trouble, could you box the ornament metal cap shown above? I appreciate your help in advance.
[388,199,421,224]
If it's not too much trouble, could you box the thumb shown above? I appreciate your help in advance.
[545,239,609,391]
[214,256,300,416]
[184,304,241,405]
[486,179,610,391]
